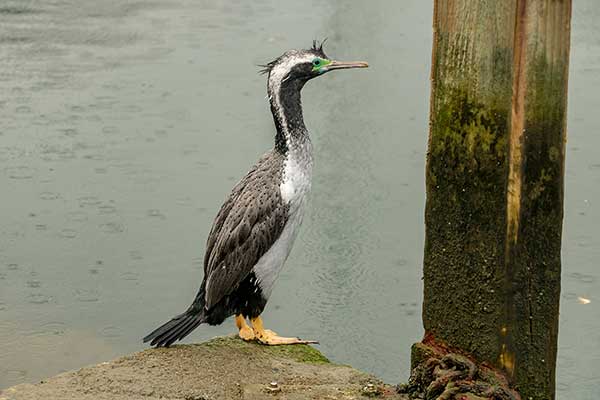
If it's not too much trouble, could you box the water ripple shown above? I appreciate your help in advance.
[25,321,66,337]
[98,204,117,214]
[4,166,35,179]
[26,280,41,288]
[146,209,165,219]
[78,196,101,207]
[120,271,139,281]
[58,229,77,239]
[99,222,125,234]
[75,288,99,302]
[100,326,122,338]
[27,293,52,304]
[39,191,60,200]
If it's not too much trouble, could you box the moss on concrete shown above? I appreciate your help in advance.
[198,335,330,364]
[261,342,330,364]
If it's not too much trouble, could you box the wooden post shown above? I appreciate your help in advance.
[406,1,571,399]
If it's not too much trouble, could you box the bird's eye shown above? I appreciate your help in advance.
[312,58,321,67]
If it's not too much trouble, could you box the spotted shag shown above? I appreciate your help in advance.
[143,41,368,347]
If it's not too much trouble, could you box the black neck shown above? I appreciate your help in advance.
[268,78,308,154]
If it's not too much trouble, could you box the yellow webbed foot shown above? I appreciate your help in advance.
[250,316,318,346]
[235,314,256,341]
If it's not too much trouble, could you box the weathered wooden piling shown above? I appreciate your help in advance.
[411,1,571,399]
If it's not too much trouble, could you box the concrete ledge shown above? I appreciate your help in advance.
[0,336,407,400]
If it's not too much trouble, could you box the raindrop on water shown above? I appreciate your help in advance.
[26,280,41,288]
[98,204,117,214]
[100,326,122,338]
[147,209,165,219]
[78,196,101,207]
[15,105,31,114]
[39,191,60,200]
[59,229,77,239]
[99,222,125,234]
[61,128,78,137]
[27,293,52,304]
[4,166,35,179]
[75,288,99,302]
[121,271,139,281]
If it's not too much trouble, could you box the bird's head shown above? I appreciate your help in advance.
[261,40,368,89]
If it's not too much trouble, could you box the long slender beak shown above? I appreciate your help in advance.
[326,60,369,71]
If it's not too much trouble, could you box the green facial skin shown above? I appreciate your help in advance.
[311,57,332,73]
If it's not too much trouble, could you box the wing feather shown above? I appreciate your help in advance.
[202,151,289,310]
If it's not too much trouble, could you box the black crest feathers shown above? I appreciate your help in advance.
[259,59,277,75]
[311,38,327,52]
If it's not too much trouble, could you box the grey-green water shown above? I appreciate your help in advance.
[0,1,597,398]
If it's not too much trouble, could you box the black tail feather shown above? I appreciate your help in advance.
[143,309,205,347]
[159,314,199,346]
[177,316,204,339]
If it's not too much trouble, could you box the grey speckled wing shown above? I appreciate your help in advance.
[202,150,289,310]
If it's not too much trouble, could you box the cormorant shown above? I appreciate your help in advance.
[143,41,368,346]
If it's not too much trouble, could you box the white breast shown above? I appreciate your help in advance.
[253,146,313,299]
[252,205,306,299]
[280,144,313,210]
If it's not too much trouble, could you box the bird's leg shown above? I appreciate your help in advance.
[250,316,318,345]
[235,314,255,341]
